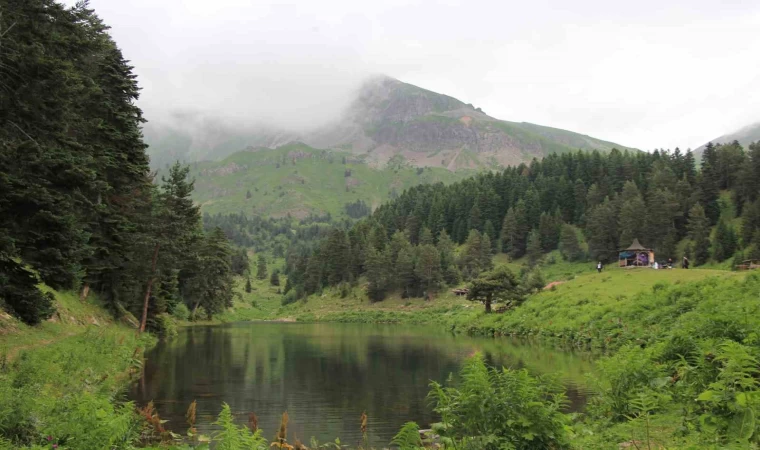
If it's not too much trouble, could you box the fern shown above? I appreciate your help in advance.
[213,403,268,450]
[391,422,423,449]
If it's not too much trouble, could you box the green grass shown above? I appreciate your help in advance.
[0,288,122,359]
[456,267,746,347]
[163,143,470,218]
[0,288,155,449]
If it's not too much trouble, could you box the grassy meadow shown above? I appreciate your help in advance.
[162,143,471,218]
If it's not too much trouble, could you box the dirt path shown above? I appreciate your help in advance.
[2,330,82,361]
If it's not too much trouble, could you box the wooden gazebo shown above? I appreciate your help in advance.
[619,239,655,267]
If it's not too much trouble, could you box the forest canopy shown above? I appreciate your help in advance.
[0,0,235,326]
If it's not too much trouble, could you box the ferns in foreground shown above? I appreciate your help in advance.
[427,353,571,450]
[213,403,267,450]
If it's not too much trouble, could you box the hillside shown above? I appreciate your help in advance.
[696,122,760,157]
[164,142,471,218]
[144,76,636,170]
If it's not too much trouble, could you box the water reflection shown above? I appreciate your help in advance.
[130,322,594,446]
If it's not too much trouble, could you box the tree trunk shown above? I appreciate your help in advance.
[139,242,160,333]
[80,283,90,302]
[485,296,492,313]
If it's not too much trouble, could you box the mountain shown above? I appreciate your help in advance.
[696,122,760,153]
[143,76,635,170]
[165,143,470,218]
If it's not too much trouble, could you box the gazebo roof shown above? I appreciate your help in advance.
[623,239,652,252]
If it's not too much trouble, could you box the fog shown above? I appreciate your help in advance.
[76,0,760,150]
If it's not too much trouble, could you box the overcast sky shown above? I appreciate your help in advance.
[76,0,760,150]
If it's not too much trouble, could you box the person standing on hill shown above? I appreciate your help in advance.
[596,261,603,273]
[682,256,690,269]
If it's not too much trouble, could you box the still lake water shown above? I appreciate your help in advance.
[129,322,594,446]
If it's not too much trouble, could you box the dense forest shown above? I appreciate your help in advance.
[284,143,760,301]
[0,0,236,327]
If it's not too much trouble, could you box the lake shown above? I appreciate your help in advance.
[129,322,594,446]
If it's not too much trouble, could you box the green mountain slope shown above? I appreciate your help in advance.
[166,143,471,218]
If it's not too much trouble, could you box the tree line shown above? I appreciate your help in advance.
[283,143,760,301]
[0,0,236,327]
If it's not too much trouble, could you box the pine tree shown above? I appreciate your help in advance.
[437,230,460,285]
[468,202,483,233]
[460,230,484,279]
[573,179,587,223]
[712,218,737,262]
[466,266,522,313]
[749,230,760,260]
[270,270,281,287]
[526,229,543,265]
[419,227,434,246]
[500,201,529,258]
[687,203,711,266]
[186,228,234,317]
[256,254,268,280]
[559,224,584,261]
[645,189,679,253]
[618,185,646,246]
[480,234,494,271]
[586,199,619,263]
[741,200,760,247]
[365,247,390,302]
[415,245,442,295]
[245,276,252,293]
[303,253,323,294]
[699,143,721,224]
[538,211,561,252]
[483,220,498,253]
[324,229,349,285]
[395,247,416,296]
[500,208,518,255]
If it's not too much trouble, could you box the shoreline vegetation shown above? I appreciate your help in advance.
[3,264,758,448]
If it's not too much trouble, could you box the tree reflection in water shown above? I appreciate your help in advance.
[130,323,594,446]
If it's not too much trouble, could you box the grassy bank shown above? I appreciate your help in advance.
[0,289,155,449]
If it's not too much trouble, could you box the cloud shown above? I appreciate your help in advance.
[83,0,760,149]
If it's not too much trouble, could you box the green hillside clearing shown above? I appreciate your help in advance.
[160,143,470,217]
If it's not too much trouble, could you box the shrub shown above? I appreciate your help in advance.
[281,291,298,306]
[148,313,177,339]
[170,303,190,321]
[190,305,207,322]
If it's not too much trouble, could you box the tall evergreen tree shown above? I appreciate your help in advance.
[415,245,442,295]
[365,247,390,301]
[526,229,543,265]
[256,254,268,280]
[712,219,737,262]
[586,199,619,263]
[687,203,711,266]
[699,143,721,224]
[559,224,584,262]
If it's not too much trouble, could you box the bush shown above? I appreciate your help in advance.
[148,313,177,339]
[190,305,207,321]
[171,302,190,321]
[281,291,298,306]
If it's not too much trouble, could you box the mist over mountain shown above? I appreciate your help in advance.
[697,122,760,152]
[143,76,636,170]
